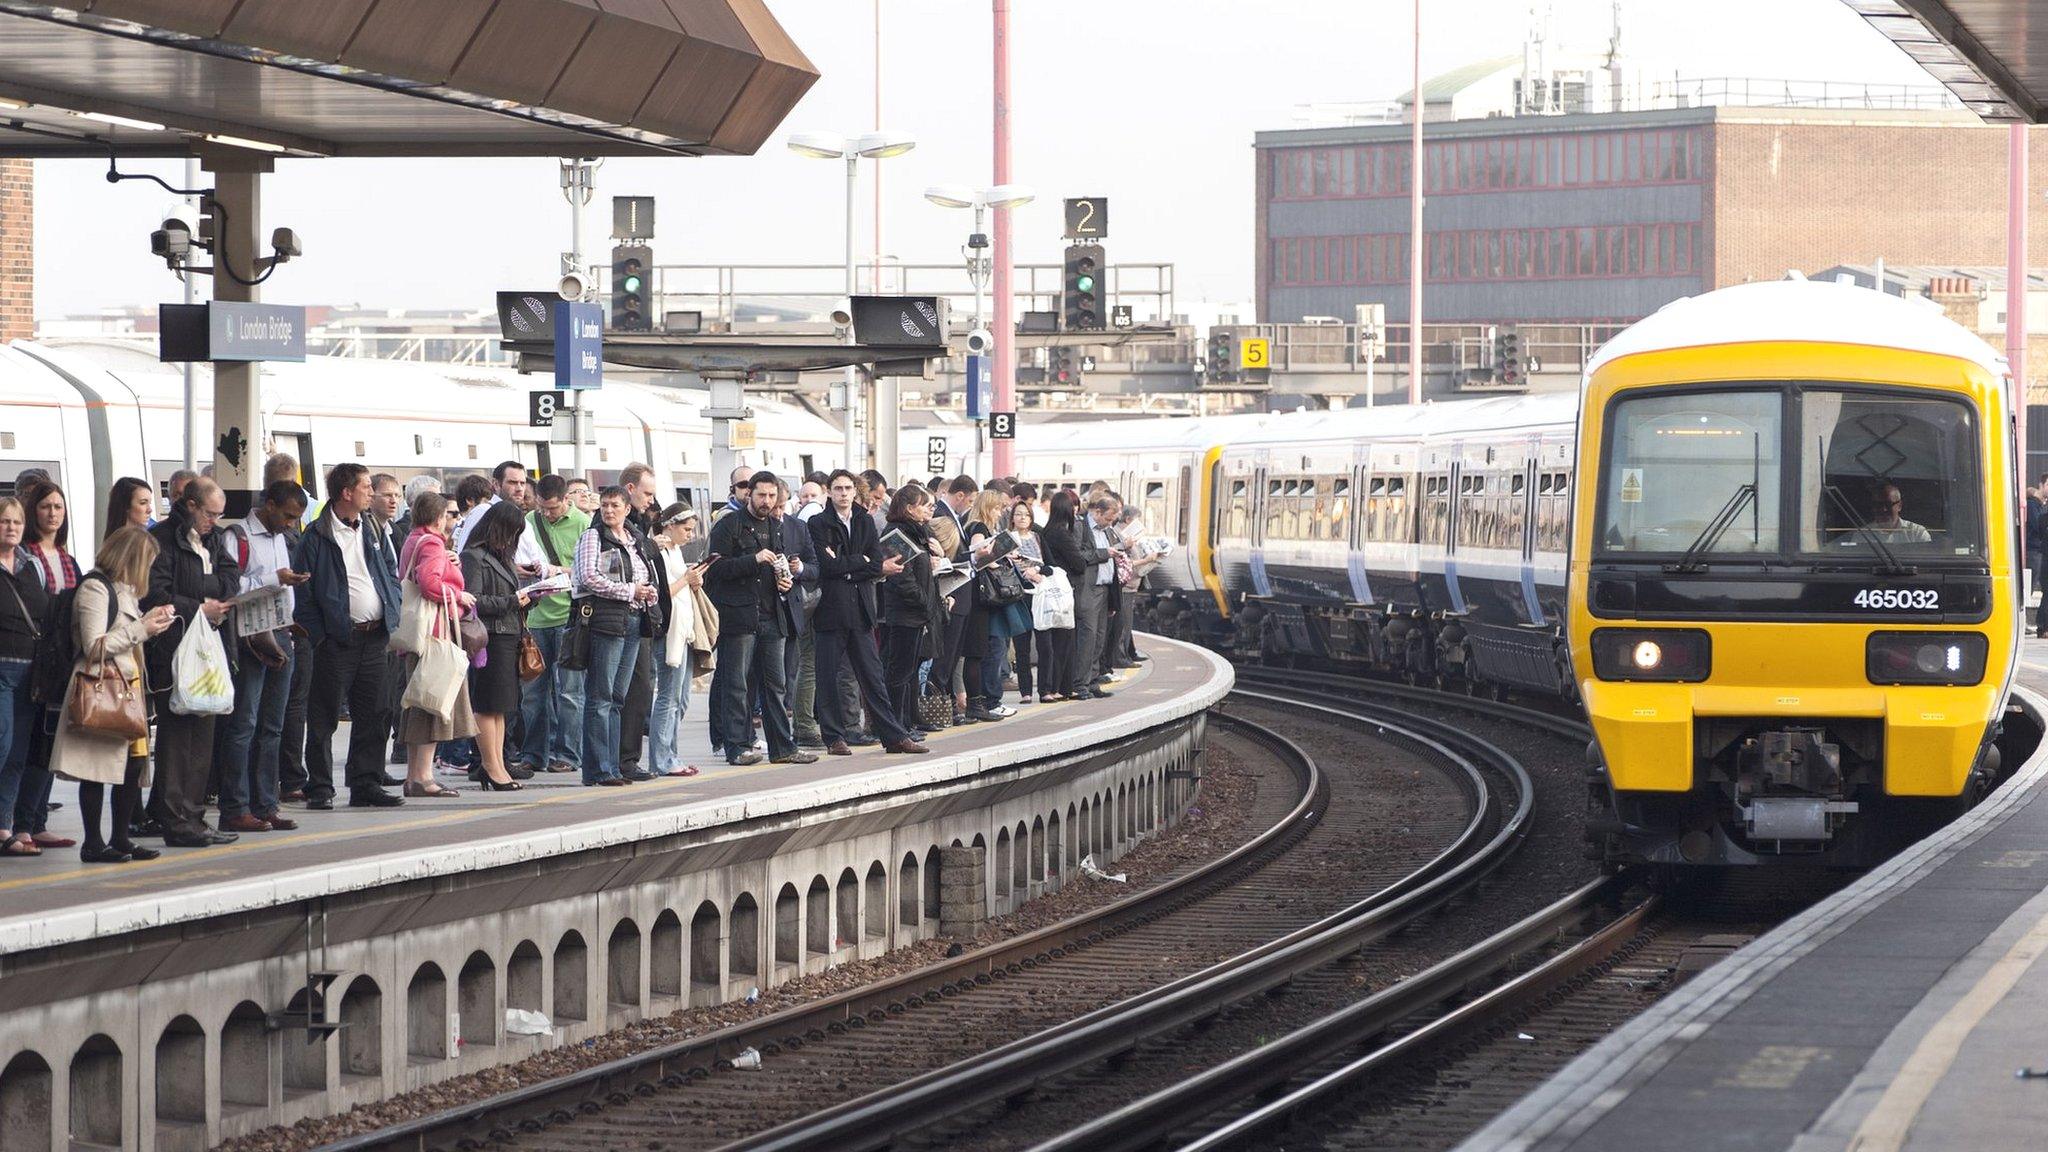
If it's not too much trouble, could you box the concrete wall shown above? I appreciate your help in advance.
[0,716,1209,1151]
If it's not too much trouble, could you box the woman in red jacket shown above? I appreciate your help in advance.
[395,492,475,798]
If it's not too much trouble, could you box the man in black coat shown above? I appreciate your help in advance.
[807,469,927,756]
[704,472,815,767]
[142,477,243,845]
[769,480,822,745]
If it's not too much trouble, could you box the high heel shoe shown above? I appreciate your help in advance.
[479,776,524,792]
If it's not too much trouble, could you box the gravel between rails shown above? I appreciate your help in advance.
[890,697,1599,1152]
[222,731,1275,1152]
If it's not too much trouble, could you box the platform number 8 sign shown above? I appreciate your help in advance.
[529,390,567,427]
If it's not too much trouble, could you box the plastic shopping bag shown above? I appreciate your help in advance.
[169,615,236,716]
[1032,567,1075,631]
[402,627,467,722]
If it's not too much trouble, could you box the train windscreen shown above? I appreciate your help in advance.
[1598,388,1781,555]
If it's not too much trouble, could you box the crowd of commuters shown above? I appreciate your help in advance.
[0,456,1154,862]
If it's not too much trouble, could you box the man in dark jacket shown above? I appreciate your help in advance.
[807,469,927,756]
[142,477,242,845]
[2031,477,2048,638]
[293,463,403,809]
[769,480,822,745]
[704,472,815,767]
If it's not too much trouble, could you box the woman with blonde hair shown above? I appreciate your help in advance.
[51,525,176,862]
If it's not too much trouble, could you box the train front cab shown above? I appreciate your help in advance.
[1569,342,2018,869]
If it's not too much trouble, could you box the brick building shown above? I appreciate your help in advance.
[1254,106,2048,332]
[0,158,27,341]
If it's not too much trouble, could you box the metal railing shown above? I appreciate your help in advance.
[1222,320,1626,376]
[312,329,508,365]
[636,261,1176,329]
[1292,74,1957,128]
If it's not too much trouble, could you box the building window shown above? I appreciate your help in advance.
[1268,221,1704,288]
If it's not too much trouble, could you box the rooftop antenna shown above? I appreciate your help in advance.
[1607,0,1628,112]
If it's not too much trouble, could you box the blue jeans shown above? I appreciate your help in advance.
[218,639,294,820]
[520,624,585,770]
[650,656,691,774]
[0,660,33,834]
[582,628,640,784]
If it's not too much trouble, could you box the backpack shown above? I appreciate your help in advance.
[30,570,114,707]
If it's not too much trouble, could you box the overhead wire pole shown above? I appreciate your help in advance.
[1408,0,1423,405]
[992,0,1016,477]
[181,155,198,471]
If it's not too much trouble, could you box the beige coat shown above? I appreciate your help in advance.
[50,577,153,786]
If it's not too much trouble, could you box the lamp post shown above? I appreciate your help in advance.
[926,184,1034,480]
[789,131,917,471]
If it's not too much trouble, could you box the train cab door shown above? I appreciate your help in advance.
[1346,453,1372,605]
[1249,456,1271,598]
[1442,457,1468,614]
[1519,452,1546,625]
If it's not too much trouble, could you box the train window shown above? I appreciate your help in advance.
[1599,390,1782,554]
[1225,478,1249,539]
[1801,389,1982,557]
[1330,478,1350,541]
[1420,473,1451,546]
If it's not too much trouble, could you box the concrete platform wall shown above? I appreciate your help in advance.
[0,715,1210,1151]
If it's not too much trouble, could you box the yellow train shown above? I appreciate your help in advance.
[1570,279,2021,867]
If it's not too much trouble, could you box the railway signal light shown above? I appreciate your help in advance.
[1494,325,1524,387]
[1049,346,1082,388]
[1062,243,1106,332]
[1207,329,1239,384]
[610,244,653,332]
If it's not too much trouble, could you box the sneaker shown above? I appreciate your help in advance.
[771,751,820,764]
[989,705,1017,718]
[729,751,766,766]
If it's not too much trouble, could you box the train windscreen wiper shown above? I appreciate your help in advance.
[1665,483,1755,574]
[1822,484,1914,576]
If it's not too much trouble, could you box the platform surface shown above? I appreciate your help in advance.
[0,635,1230,956]
[1460,636,2048,1152]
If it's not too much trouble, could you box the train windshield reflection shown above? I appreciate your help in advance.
[1598,389,1781,554]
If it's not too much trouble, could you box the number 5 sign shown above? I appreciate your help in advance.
[1239,337,1270,370]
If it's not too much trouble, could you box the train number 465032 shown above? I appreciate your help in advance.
[1852,588,1939,610]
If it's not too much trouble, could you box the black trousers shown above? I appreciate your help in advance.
[149,710,216,838]
[278,629,315,796]
[619,637,654,771]
[1045,628,1077,696]
[1013,628,1037,696]
[305,627,392,799]
[815,625,911,745]
[881,625,925,734]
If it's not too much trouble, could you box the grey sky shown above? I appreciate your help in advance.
[30,0,1931,320]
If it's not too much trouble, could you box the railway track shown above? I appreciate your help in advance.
[317,686,1554,1152]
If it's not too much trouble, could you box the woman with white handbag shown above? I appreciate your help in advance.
[393,492,475,798]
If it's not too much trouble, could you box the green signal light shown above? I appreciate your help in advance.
[1075,274,1095,293]
[623,274,644,294]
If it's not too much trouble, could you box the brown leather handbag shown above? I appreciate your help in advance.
[70,658,148,742]
[517,629,545,683]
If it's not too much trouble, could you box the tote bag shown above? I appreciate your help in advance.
[390,549,435,656]
[401,591,467,722]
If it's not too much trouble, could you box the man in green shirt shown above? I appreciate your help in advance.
[516,473,592,773]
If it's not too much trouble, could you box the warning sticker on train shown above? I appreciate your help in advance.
[1619,468,1643,503]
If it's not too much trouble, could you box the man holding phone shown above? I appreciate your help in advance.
[217,480,309,833]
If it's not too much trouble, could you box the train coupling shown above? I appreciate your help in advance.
[1741,797,1860,842]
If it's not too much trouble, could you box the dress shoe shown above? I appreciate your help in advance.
[348,790,404,808]
[621,769,654,782]
[379,773,404,787]
[586,776,627,787]
[509,763,535,780]
[883,739,931,755]
[1089,688,1115,699]
[826,740,853,756]
[771,751,820,765]
[110,841,160,861]
[306,796,334,811]
[847,733,880,746]
[221,814,272,834]
[281,790,307,803]
[165,830,239,847]
[258,812,299,831]
[728,751,766,766]
[80,845,133,864]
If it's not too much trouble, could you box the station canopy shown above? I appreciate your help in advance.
[1848,0,2044,121]
[0,0,817,158]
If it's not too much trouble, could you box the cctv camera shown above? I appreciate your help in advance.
[151,218,192,266]
[831,308,853,327]
[269,226,302,261]
[967,232,989,251]
[558,271,587,301]
[965,328,993,356]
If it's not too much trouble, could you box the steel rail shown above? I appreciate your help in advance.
[313,707,1320,1152]
[719,692,1535,1152]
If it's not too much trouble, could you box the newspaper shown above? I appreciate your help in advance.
[232,585,292,637]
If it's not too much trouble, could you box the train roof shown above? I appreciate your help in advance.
[1586,279,2007,378]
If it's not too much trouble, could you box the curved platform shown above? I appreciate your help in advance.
[1460,641,2048,1152]
[0,636,1231,1151]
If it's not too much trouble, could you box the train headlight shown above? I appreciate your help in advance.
[1866,632,1988,686]
[1590,629,1710,682]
